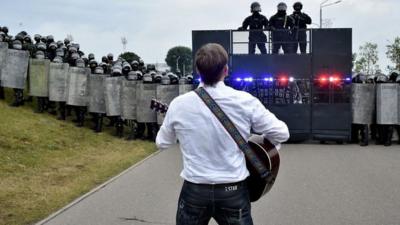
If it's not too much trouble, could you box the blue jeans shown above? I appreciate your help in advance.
[176,180,253,225]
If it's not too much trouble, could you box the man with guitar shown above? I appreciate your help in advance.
[156,43,289,225]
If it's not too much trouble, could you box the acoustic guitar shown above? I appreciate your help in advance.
[150,99,280,202]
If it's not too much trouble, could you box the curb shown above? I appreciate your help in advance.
[35,150,161,225]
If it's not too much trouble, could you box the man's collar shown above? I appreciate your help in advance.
[199,81,226,88]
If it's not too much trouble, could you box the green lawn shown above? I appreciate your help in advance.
[0,89,157,225]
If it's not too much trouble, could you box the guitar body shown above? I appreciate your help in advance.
[246,135,280,202]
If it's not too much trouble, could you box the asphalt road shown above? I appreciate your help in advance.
[36,144,400,225]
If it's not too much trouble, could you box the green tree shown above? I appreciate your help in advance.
[119,52,141,63]
[165,46,192,75]
[355,42,380,75]
[386,37,400,71]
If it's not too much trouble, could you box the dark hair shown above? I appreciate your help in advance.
[195,43,228,86]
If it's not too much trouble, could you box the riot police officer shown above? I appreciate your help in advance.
[108,63,125,137]
[92,66,106,133]
[351,73,369,146]
[9,40,25,107]
[269,2,295,54]
[375,74,394,146]
[240,2,269,54]
[291,2,312,54]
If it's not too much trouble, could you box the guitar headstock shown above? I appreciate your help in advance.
[150,99,168,114]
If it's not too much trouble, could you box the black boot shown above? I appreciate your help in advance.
[384,126,393,147]
[126,120,137,140]
[115,118,124,138]
[35,97,44,113]
[136,122,145,139]
[95,114,103,133]
[360,125,369,147]
[57,102,66,120]
[0,87,4,100]
[10,89,20,107]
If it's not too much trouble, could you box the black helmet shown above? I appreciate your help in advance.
[278,2,287,11]
[147,64,156,72]
[64,38,70,45]
[139,59,144,66]
[53,56,63,63]
[19,31,28,36]
[112,65,122,75]
[34,34,41,42]
[101,56,108,63]
[2,26,8,34]
[49,42,57,50]
[71,52,80,60]
[251,2,261,13]
[122,61,131,71]
[40,36,47,43]
[35,50,45,60]
[107,53,114,61]
[12,40,22,50]
[389,70,400,82]
[94,66,104,74]
[154,73,162,83]
[143,73,153,83]
[88,53,95,60]
[47,35,54,43]
[127,71,138,80]
[293,2,303,11]
[186,74,194,84]
[15,34,24,41]
[56,40,63,47]
[37,41,47,51]
[56,48,64,57]
[23,35,32,43]
[89,59,98,68]
[136,71,143,80]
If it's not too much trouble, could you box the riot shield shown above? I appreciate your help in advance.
[351,84,375,124]
[156,85,179,124]
[179,84,193,95]
[136,83,157,123]
[29,59,50,97]
[121,79,138,120]
[0,49,29,89]
[376,83,398,125]
[104,76,122,116]
[66,67,90,106]
[0,42,7,82]
[49,63,69,102]
[88,74,109,114]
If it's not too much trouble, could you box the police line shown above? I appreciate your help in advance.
[0,46,193,125]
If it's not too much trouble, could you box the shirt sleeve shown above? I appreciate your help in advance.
[155,104,177,150]
[250,98,290,148]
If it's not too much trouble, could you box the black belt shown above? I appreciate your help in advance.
[184,180,246,190]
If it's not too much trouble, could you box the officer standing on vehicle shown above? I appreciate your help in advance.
[239,2,269,54]
[291,2,312,54]
[269,2,295,54]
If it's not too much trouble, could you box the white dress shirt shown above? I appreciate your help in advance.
[156,81,290,184]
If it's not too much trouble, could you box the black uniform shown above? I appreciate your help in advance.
[269,11,295,54]
[240,12,269,54]
[351,75,369,146]
[291,11,311,54]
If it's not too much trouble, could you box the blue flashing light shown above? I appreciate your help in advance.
[235,78,242,82]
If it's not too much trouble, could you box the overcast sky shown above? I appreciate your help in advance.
[1,0,399,71]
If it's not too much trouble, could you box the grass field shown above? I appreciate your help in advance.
[0,89,157,225]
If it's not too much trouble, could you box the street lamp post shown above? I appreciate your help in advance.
[320,0,342,28]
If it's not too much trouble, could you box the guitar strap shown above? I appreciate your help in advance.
[194,87,270,178]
